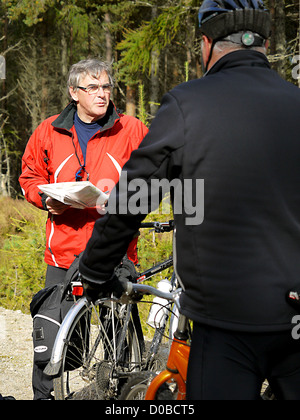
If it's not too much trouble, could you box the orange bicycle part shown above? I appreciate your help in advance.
[145,337,190,400]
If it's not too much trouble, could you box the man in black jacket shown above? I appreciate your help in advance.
[79,1,300,399]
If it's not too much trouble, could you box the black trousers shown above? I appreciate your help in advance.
[32,265,67,400]
[187,322,300,400]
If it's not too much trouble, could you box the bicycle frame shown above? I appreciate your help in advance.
[123,281,190,400]
[145,314,190,401]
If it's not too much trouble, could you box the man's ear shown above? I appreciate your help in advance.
[69,87,78,102]
[202,35,214,68]
[264,39,270,51]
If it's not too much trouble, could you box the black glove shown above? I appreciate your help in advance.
[81,274,126,303]
[115,258,145,302]
[81,257,138,303]
[115,257,139,283]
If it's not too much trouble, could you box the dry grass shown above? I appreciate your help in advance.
[0,197,41,246]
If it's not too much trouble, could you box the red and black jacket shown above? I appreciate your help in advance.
[20,101,148,268]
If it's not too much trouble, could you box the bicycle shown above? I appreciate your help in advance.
[118,281,189,400]
[44,220,177,400]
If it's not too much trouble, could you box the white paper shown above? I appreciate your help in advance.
[38,181,108,209]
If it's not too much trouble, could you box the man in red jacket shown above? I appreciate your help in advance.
[19,58,148,399]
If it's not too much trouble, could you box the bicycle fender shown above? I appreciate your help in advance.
[44,297,89,376]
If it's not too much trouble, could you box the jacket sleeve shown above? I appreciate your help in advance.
[79,92,185,283]
[19,120,51,210]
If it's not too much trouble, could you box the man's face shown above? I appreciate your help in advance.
[70,71,111,123]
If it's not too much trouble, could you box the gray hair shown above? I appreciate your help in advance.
[67,58,114,90]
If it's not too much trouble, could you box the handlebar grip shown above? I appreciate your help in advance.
[140,223,155,228]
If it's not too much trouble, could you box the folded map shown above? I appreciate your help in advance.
[38,181,108,209]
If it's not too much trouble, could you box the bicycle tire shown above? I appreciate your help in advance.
[53,300,142,400]
[119,371,175,400]
[119,372,155,400]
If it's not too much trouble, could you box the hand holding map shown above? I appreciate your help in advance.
[38,181,109,209]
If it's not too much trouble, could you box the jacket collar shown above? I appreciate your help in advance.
[52,100,121,132]
[206,50,271,77]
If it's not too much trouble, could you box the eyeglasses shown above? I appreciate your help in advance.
[77,83,113,95]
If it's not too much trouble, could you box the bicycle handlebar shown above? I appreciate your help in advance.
[140,220,174,233]
[125,281,182,309]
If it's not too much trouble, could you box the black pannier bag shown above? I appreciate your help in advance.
[30,255,86,369]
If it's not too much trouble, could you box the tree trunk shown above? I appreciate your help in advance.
[0,117,11,197]
[61,29,69,108]
[126,85,136,116]
[2,6,8,108]
[150,5,160,117]
[269,0,286,79]
[31,39,39,132]
[40,21,48,122]
[105,13,113,63]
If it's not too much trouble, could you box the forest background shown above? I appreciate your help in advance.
[0,0,299,312]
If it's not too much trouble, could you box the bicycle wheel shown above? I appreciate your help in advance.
[119,371,175,400]
[119,372,155,400]
[53,300,142,400]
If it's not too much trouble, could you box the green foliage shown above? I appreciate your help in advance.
[137,84,149,127]
[7,0,56,26]
[138,215,173,276]
[0,198,47,312]
[116,6,182,83]
[57,3,90,39]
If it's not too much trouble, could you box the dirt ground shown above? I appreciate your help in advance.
[0,306,33,400]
